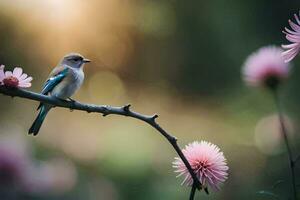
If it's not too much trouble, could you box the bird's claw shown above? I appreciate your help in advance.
[68,97,76,103]
[54,97,76,111]
[68,98,76,112]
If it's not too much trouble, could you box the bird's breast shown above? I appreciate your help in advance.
[51,69,84,99]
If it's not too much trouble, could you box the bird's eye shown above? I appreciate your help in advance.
[73,58,80,62]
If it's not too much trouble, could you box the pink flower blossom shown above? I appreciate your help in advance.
[242,46,290,88]
[0,134,32,187]
[0,147,28,185]
[282,12,300,63]
[0,66,32,88]
[173,141,228,191]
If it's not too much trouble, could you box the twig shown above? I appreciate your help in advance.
[0,86,202,190]
[272,88,297,200]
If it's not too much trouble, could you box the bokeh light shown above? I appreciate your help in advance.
[254,114,294,155]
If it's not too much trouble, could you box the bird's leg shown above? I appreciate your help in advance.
[68,97,75,102]
[53,96,68,103]
[53,97,76,111]
[67,98,76,112]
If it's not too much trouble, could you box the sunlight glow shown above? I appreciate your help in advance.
[40,0,81,25]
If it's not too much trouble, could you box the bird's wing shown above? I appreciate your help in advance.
[41,66,69,95]
[37,66,69,110]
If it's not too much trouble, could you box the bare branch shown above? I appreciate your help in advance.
[0,86,202,190]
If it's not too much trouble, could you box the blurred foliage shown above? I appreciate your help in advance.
[0,0,300,199]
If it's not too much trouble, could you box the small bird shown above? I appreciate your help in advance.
[28,53,91,136]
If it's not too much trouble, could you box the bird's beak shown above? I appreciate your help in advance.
[83,58,91,63]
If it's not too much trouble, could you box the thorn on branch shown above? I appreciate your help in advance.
[151,114,158,121]
[123,104,131,113]
[169,136,178,143]
[101,106,111,117]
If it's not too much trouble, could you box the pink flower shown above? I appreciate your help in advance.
[0,134,32,187]
[173,141,228,191]
[242,46,290,88]
[0,147,27,185]
[0,66,32,88]
[282,12,300,63]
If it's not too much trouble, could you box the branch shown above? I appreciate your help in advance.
[0,86,202,190]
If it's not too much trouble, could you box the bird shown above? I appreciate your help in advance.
[28,53,91,136]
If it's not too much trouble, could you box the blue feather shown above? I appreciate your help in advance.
[41,68,69,95]
[28,105,51,136]
[37,68,68,110]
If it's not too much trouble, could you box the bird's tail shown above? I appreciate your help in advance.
[28,105,51,136]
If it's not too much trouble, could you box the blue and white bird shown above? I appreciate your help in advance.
[29,53,91,136]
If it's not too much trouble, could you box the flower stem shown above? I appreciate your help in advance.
[295,155,300,165]
[272,88,297,200]
[189,183,197,200]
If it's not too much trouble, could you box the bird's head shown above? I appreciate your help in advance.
[61,53,91,69]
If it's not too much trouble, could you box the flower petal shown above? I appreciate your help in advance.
[294,13,300,25]
[281,14,300,62]
[13,67,23,78]
[19,77,33,84]
[19,73,28,80]
[18,82,32,88]
[289,19,300,32]
[5,71,13,77]
[0,65,5,82]
[281,43,299,49]
[283,28,299,35]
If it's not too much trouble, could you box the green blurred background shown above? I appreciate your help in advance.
[0,0,300,199]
